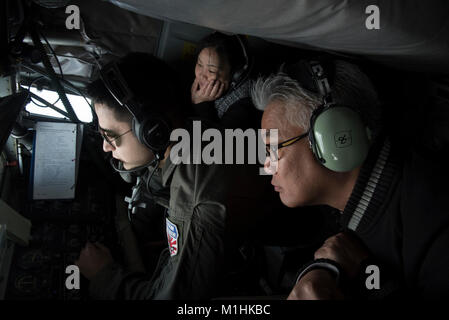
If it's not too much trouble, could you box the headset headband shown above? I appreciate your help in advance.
[230,34,252,89]
[308,60,332,101]
[306,60,371,172]
[99,62,144,122]
[235,35,249,72]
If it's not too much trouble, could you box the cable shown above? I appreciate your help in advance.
[59,77,93,110]
[21,65,94,121]
[145,159,161,197]
[39,30,64,80]
[21,71,70,118]
[26,76,45,106]
[18,143,32,153]
[53,54,96,66]
[30,26,78,122]
[22,63,94,111]
[21,56,93,110]
[121,160,160,222]
[88,52,103,69]
[26,76,61,107]
[28,91,71,118]
[20,51,95,123]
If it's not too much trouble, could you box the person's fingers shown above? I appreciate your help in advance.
[323,238,336,249]
[337,236,352,249]
[314,244,337,260]
[342,232,362,247]
[212,81,223,99]
[326,240,340,253]
[314,246,326,259]
[202,81,211,96]
[199,80,209,96]
[88,242,98,250]
[314,246,326,257]
[210,80,220,97]
[191,77,200,93]
[216,82,225,98]
[85,242,104,254]
[94,242,109,251]
[324,233,340,243]
[287,283,305,300]
[323,234,345,249]
[204,80,215,96]
[327,233,356,254]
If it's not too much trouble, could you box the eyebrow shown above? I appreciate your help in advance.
[99,126,116,134]
[197,57,219,68]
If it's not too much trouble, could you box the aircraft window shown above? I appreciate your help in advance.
[22,86,92,123]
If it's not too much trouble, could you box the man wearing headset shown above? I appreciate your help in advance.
[75,52,266,299]
[251,59,449,299]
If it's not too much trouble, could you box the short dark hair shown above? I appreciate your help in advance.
[196,32,248,74]
[87,52,186,125]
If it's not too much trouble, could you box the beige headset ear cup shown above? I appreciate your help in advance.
[305,60,370,172]
[310,104,370,172]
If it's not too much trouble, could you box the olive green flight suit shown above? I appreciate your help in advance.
[89,153,266,299]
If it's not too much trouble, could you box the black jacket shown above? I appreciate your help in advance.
[192,97,261,130]
[340,137,449,299]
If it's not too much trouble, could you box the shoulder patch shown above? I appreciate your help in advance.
[166,217,179,256]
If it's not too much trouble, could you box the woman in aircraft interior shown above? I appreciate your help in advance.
[190,32,260,129]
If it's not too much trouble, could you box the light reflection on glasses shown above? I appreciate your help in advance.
[265,131,309,162]
[99,128,132,147]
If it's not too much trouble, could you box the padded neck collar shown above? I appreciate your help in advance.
[340,136,403,234]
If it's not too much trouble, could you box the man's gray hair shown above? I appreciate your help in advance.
[251,60,382,137]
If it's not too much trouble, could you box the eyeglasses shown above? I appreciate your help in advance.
[99,128,132,147]
[265,131,309,162]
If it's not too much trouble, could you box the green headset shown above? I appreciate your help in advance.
[284,60,372,172]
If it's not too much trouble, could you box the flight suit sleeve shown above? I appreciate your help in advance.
[88,201,227,300]
[150,202,227,299]
[88,250,168,300]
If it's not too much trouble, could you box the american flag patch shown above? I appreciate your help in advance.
[166,218,179,256]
